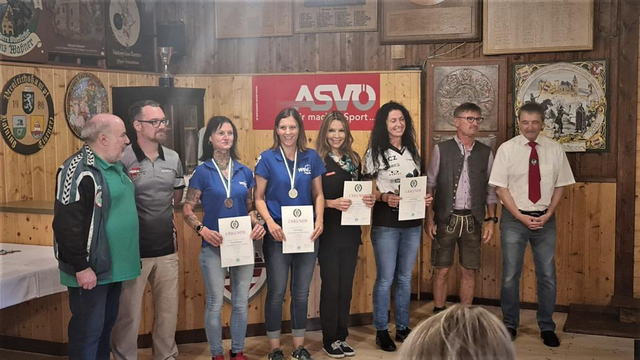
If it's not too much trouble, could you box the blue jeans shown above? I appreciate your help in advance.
[500,209,557,332]
[263,232,319,339]
[200,245,254,355]
[67,282,121,360]
[371,225,422,331]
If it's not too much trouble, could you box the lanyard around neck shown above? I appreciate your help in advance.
[211,158,233,199]
[279,146,297,191]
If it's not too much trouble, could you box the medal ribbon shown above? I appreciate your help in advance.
[279,146,297,192]
[211,158,233,200]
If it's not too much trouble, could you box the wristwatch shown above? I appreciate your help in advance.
[195,224,204,235]
[484,217,499,223]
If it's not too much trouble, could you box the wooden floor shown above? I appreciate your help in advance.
[0,301,634,360]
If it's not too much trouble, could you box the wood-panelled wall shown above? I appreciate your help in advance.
[635,19,640,299]
[0,60,620,345]
[0,65,421,343]
[0,181,617,343]
[421,183,616,306]
[155,0,639,301]
[0,64,157,203]
[158,0,627,181]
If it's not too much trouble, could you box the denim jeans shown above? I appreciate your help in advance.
[263,232,319,339]
[67,282,122,360]
[370,225,422,331]
[500,209,557,332]
[200,245,254,355]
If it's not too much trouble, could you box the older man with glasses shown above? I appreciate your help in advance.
[426,102,498,314]
[111,100,185,360]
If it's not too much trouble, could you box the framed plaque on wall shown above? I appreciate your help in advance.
[379,0,481,44]
[293,0,377,34]
[105,0,155,71]
[0,0,53,63]
[483,0,594,55]
[215,0,293,39]
[48,0,106,57]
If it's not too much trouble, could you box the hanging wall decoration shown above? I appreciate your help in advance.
[0,73,55,155]
[0,0,52,63]
[65,73,110,139]
[49,0,106,57]
[380,0,481,44]
[105,0,154,71]
[514,59,608,152]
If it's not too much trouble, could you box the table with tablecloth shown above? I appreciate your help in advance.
[0,243,65,309]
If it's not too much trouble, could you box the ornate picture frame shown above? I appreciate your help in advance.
[514,59,609,152]
[65,73,110,139]
[379,0,481,44]
[425,58,507,156]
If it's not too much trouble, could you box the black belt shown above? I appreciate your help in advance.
[519,209,548,217]
[452,209,472,215]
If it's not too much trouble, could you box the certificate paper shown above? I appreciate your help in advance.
[398,176,427,221]
[341,181,372,226]
[218,216,254,268]
[282,205,315,254]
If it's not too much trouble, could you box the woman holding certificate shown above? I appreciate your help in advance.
[315,111,375,358]
[363,101,433,353]
[183,116,265,360]
[254,108,326,360]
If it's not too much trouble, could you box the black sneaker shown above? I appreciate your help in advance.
[433,306,446,314]
[338,341,355,357]
[395,327,412,342]
[292,345,313,360]
[507,327,517,341]
[323,341,345,358]
[541,330,560,347]
[376,330,396,352]
[268,348,285,360]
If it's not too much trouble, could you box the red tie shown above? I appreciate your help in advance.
[528,141,541,203]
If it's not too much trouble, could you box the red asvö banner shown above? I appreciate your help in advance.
[252,73,380,131]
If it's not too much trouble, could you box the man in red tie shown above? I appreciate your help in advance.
[489,102,575,347]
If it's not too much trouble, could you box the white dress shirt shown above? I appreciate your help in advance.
[489,134,575,211]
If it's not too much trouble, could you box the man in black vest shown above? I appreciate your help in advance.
[426,103,498,313]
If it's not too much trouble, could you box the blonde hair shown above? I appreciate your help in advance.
[398,305,516,360]
[315,110,360,167]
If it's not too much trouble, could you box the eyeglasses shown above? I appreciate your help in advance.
[136,118,170,128]
[455,116,485,124]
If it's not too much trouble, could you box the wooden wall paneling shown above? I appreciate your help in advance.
[299,34,318,73]
[0,60,5,203]
[636,17,640,298]
[182,210,206,331]
[595,184,615,304]
[175,207,188,332]
[2,66,17,202]
[67,69,81,156]
[59,68,72,174]
[4,212,17,243]
[279,36,296,73]
[45,67,63,203]
[417,183,615,307]
[30,68,50,201]
[615,0,640,299]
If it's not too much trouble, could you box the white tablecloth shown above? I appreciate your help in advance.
[0,243,66,309]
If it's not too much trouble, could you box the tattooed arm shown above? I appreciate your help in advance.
[183,187,224,246]
[183,187,203,232]
[246,187,266,240]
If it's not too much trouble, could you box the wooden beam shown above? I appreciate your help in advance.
[614,0,640,298]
